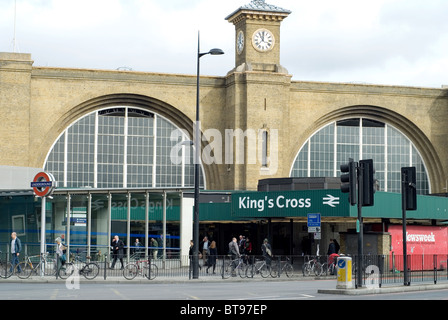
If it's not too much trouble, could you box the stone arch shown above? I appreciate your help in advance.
[40,93,221,189]
[289,105,444,193]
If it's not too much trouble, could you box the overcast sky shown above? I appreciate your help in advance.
[1,0,447,88]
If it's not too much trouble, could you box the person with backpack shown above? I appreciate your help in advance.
[261,238,272,266]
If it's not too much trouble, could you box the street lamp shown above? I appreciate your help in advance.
[192,33,224,279]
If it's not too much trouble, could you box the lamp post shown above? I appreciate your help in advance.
[192,33,224,279]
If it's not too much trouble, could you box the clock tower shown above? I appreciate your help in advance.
[226,0,291,73]
[223,1,293,190]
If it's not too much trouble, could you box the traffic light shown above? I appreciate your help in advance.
[340,158,357,206]
[360,159,375,207]
[402,167,417,211]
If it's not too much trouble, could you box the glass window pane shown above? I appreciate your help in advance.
[292,118,430,195]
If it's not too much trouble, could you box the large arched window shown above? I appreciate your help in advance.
[44,107,204,189]
[290,118,430,194]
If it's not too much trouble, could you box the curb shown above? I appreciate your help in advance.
[318,282,448,295]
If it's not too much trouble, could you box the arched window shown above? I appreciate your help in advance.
[290,118,430,194]
[44,107,204,189]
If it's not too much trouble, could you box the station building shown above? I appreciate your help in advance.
[1,0,448,260]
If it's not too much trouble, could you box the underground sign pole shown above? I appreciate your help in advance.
[31,172,56,277]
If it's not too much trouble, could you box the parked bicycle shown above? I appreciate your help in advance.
[0,251,13,279]
[16,253,57,279]
[320,254,339,276]
[222,255,247,279]
[302,255,323,276]
[245,258,271,278]
[58,255,100,280]
[123,259,158,280]
[270,256,294,278]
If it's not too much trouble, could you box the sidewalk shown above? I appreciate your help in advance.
[318,281,448,295]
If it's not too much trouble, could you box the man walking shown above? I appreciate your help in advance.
[228,237,240,276]
[110,235,125,270]
[10,232,22,273]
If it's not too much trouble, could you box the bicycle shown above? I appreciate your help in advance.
[302,255,323,276]
[123,259,158,280]
[58,255,100,280]
[320,255,338,276]
[0,251,13,279]
[270,256,294,278]
[16,253,57,279]
[245,258,271,278]
[221,255,247,279]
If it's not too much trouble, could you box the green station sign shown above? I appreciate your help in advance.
[231,189,349,218]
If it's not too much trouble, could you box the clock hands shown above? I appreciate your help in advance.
[252,29,274,51]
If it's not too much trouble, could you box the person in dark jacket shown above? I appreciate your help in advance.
[327,239,336,255]
[110,235,125,269]
[10,232,22,273]
[206,241,217,274]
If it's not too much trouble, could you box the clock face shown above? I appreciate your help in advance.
[252,29,275,52]
[237,31,244,54]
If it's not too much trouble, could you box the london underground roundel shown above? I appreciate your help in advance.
[31,172,56,197]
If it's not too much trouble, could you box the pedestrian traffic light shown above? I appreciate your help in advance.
[340,158,357,206]
[402,167,417,211]
[360,159,375,207]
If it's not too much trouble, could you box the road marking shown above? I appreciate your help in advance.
[50,289,59,300]
[110,288,130,300]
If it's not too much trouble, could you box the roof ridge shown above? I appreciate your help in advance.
[241,0,291,13]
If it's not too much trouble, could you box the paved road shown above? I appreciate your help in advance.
[1,279,448,300]
[1,279,447,319]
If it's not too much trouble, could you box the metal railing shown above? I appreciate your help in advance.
[1,251,448,286]
[352,254,448,287]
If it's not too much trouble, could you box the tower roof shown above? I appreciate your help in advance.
[226,0,291,21]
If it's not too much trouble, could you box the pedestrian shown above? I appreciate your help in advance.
[110,235,125,269]
[244,237,252,263]
[228,237,240,259]
[333,238,340,254]
[261,238,272,266]
[189,240,201,273]
[238,235,246,254]
[327,239,336,255]
[150,238,158,260]
[133,238,143,258]
[202,236,210,266]
[10,232,22,273]
[228,237,240,276]
[55,237,67,269]
[206,240,217,274]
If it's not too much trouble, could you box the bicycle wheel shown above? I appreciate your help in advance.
[237,263,247,278]
[329,263,336,276]
[16,262,32,279]
[260,264,270,278]
[0,262,13,279]
[58,263,75,279]
[221,259,232,279]
[314,262,323,276]
[123,263,138,280]
[270,263,278,278]
[145,264,158,280]
[43,258,57,276]
[245,264,255,278]
[284,263,294,278]
[83,262,99,280]
[302,263,311,276]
